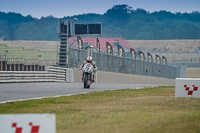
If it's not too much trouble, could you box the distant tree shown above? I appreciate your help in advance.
[104,4,132,21]
[0,5,200,40]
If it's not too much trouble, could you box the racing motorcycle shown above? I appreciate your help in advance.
[81,63,94,88]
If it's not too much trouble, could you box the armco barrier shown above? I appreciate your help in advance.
[46,66,66,82]
[0,66,74,83]
[46,66,74,82]
[0,71,56,83]
[175,78,200,98]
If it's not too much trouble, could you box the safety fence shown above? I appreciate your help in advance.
[68,47,177,79]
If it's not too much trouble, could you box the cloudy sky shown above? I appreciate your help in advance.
[0,0,200,18]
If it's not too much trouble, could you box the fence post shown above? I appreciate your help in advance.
[88,46,93,57]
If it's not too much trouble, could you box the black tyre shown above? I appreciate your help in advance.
[83,75,88,88]
[87,84,90,88]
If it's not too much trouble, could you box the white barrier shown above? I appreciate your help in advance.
[0,67,174,85]
[0,114,56,133]
[66,68,74,82]
[175,78,200,98]
[47,66,74,82]
[0,71,56,83]
[46,66,67,82]
[0,66,74,83]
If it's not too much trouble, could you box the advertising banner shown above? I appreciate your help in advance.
[155,54,161,64]
[139,50,145,61]
[130,48,136,60]
[117,45,125,57]
[96,38,100,52]
[77,36,83,49]
[106,42,113,55]
[147,52,153,62]
[162,56,167,65]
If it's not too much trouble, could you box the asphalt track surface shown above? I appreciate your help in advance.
[0,82,161,103]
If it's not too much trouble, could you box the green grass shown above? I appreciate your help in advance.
[0,44,57,60]
[0,86,200,133]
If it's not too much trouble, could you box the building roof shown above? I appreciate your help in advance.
[68,37,133,52]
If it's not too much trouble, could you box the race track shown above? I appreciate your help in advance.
[0,82,161,103]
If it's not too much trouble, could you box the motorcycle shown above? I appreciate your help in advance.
[81,63,94,88]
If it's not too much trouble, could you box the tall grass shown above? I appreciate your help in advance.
[0,86,200,133]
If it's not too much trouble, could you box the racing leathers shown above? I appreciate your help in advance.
[81,60,97,82]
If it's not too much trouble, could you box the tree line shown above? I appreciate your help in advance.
[0,4,200,40]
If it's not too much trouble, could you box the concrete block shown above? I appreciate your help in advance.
[66,68,74,83]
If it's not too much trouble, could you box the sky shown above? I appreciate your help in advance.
[0,0,200,18]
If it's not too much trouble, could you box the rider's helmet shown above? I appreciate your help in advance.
[87,56,93,63]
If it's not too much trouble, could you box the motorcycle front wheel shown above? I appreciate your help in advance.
[84,76,88,88]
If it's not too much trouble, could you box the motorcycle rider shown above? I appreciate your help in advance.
[81,56,97,82]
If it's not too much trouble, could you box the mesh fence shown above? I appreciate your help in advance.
[68,47,177,79]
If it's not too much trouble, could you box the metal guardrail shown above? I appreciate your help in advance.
[67,47,177,79]
[0,66,74,83]
[0,71,56,83]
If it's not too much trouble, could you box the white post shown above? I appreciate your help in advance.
[88,46,93,57]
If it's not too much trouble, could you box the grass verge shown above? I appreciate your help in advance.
[0,86,200,133]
